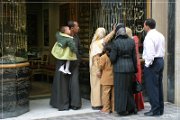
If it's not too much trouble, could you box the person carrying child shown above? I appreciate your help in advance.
[51,26,77,74]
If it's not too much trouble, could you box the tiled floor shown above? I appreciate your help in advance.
[3,98,180,120]
[43,103,180,120]
[3,99,98,120]
[30,77,52,98]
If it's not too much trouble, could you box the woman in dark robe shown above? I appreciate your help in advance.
[110,23,138,115]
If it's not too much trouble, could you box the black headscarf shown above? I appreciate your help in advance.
[115,23,126,38]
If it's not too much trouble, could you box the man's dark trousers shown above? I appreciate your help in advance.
[144,58,164,114]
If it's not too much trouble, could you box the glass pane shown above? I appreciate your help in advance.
[0,1,28,64]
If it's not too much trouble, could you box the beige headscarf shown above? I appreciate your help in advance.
[125,27,133,38]
[89,27,106,68]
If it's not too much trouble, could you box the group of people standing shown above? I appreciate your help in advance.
[50,18,165,117]
[89,23,144,115]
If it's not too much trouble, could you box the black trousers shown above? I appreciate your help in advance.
[144,58,164,114]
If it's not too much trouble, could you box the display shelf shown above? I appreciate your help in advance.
[0,0,28,64]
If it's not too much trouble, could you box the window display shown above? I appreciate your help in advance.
[78,0,147,100]
[0,0,30,119]
[0,0,27,64]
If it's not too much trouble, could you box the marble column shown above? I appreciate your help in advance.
[151,0,168,102]
[167,0,175,103]
[0,66,30,119]
[175,0,180,106]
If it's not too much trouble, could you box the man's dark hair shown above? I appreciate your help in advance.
[67,21,75,28]
[144,18,156,29]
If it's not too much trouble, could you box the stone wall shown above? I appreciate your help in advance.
[151,0,168,102]
[0,66,30,118]
[175,0,180,106]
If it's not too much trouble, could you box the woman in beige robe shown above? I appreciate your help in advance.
[89,26,115,109]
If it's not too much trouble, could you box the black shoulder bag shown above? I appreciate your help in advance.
[132,76,143,94]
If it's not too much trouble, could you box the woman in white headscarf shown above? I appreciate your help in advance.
[89,26,115,110]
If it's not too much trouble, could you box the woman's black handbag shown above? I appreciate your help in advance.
[132,80,143,94]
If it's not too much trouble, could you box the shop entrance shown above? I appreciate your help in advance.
[25,0,148,99]
[26,2,52,99]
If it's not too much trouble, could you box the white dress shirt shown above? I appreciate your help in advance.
[142,29,165,67]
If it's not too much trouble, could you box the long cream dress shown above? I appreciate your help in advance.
[90,40,104,107]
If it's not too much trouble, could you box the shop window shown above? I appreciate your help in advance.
[43,9,49,46]
[27,14,38,46]
[59,4,70,26]
[77,0,149,99]
[90,0,147,54]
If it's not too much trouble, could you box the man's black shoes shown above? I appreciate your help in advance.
[144,111,161,116]
[160,110,164,115]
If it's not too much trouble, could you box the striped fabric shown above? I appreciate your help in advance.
[114,72,136,113]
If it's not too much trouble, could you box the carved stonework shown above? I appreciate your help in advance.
[0,66,30,119]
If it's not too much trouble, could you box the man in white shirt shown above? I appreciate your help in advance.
[142,18,165,116]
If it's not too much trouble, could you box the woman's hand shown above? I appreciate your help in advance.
[112,23,116,31]
[97,72,102,78]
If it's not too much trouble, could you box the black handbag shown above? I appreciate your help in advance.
[132,79,143,94]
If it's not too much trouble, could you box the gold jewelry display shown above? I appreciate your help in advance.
[91,0,146,35]
[0,0,27,62]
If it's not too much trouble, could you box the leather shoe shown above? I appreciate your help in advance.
[58,108,69,111]
[144,111,160,116]
[92,106,102,110]
[70,106,80,110]
[129,108,137,114]
[118,111,129,116]
[160,110,164,115]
